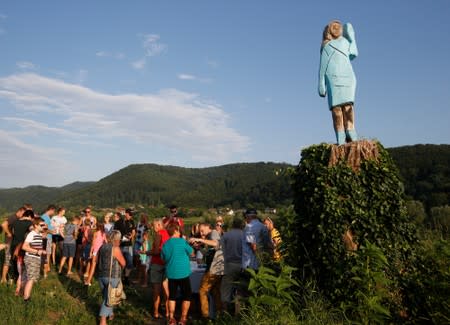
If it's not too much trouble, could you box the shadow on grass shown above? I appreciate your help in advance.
[56,272,160,325]
[57,273,101,318]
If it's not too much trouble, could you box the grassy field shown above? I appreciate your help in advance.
[0,269,163,325]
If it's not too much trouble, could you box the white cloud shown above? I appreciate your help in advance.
[0,130,73,187]
[96,51,125,59]
[96,51,108,57]
[2,117,83,138]
[131,33,167,70]
[16,61,38,70]
[131,58,146,70]
[178,74,196,80]
[0,73,250,162]
[141,34,167,57]
[178,73,213,83]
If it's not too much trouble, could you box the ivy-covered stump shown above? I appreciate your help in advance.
[288,140,418,320]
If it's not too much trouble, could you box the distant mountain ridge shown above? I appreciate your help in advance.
[0,162,292,211]
[0,182,95,211]
[1,144,449,212]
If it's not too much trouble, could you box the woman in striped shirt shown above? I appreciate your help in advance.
[21,218,46,302]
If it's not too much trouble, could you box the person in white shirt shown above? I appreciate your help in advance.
[51,207,67,265]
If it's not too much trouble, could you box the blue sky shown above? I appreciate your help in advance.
[1,1,449,188]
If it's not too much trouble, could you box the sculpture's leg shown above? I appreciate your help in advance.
[332,106,346,145]
[343,104,358,142]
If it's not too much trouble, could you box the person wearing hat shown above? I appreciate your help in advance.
[242,209,269,270]
[113,209,136,285]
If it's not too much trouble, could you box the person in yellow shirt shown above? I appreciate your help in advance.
[263,217,282,261]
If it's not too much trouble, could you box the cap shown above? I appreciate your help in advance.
[244,208,257,217]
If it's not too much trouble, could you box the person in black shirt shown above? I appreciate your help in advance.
[113,209,136,285]
[11,209,34,296]
[1,206,26,283]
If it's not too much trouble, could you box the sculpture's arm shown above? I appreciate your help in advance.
[343,23,358,60]
[318,48,328,97]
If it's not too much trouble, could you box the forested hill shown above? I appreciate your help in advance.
[388,144,450,209]
[0,144,449,212]
[57,162,292,209]
[0,163,292,211]
[0,182,95,212]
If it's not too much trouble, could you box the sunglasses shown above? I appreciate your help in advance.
[39,223,46,227]
[85,211,91,213]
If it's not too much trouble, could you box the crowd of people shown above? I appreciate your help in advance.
[0,204,283,325]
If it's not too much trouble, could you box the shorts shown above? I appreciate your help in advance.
[133,241,142,255]
[52,235,64,243]
[150,263,166,284]
[168,276,192,301]
[45,237,52,257]
[62,243,76,258]
[120,245,133,270]
[82,244,91,260]
[4,242,12,266]
[24,255,41,281]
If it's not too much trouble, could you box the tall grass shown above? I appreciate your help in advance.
[0,271,155,325]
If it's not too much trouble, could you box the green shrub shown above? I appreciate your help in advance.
[287,141,418,316]
[402,237,450,323]
[341,241,392,324]
[430,205,450,235]
[405,200,427,225]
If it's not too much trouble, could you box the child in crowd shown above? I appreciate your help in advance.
[58,215,80,275]
[85,223,107,286]
[103,212,114,235]
[135,231,151,287]
[134,214,149,267]
[161,223,194,325]
[80,218,93,278]
[149,218,170,319]
[41,224,50,279]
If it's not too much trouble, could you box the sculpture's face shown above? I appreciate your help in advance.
[329,21,342,39]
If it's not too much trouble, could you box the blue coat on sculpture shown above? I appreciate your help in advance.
[318,21,359,145]
[319,23,357,108]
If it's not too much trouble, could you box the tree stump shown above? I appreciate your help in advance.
[329,140,379,171]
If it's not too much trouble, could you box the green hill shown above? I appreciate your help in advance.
[1,144,449,212]
[0,163,292,211]
[57,162,292,209]
[0,182,94,212]
[388,144,450,209]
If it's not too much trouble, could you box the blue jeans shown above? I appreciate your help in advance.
[121,246,133,270]
[98,277,120,317]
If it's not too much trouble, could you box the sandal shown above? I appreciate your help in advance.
[168,318,177,325]
[153,314,163,319]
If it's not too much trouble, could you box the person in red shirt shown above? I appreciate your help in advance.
[149,218,170,319]
[162,205,184,235]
